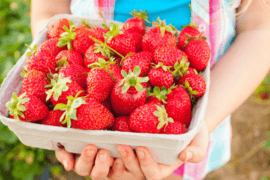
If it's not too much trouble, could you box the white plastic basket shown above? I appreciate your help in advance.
[0,14,210,165]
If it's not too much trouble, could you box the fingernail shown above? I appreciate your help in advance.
[185,151,193,162]
[87,149,95,157]
[99,152,107,161]
[63,160,68,170]
[118,146,127,157]
[137,150,144,159]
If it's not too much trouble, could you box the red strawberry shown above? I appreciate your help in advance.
[26,45,56,74]
[21,70,50,103]
[101,98,113,112]
[178,26,201,50]
[178,73,206,98]
[126,32,143,51]
[87,68,114,102]
[46,74,85,106]
[55,95,114,130]
[108,64,123,82]
[122,51,151,77]
[129,104,173,133]
[113,116,132,132]
[38,38,66,57]
[55,50,84,67]
[40,110,66,127]
[6,93,49,122]
[110,66,149,115]
[148,63,173,89]
[184,38,210,71]
[165,86,192,127]
[154,46,188,67]
[142,18,177,53]
[47,18,70,39]
[58,64,88,89]
[162,121,188,134]
[105,24,136,56]
[84,44,109,70]
[123,9,150,36]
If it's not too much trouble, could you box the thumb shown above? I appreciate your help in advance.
[179,121,209,163]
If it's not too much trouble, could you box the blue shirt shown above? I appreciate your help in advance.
[114,0,191,30]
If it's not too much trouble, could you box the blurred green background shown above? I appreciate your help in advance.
[0,0,269,180]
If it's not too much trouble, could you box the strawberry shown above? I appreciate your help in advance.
[38,38,66,56]
[6,93,49,122]
[47,18,70,39]
[54,94,114,130]
[148,63,173,89]
[129,104,173,133]
[126,32,143,51]
[55,50,84,68]
[122,51,151,77]
[58,64,88,89]
[110,66,149,115]
[46,74,85,106]
[123,9,150,36]
[184,38,210,71]
[101,98,113,112]
[154,46,188,67]
[142,17,177,53]
[178,26,201,50]
[40,110,66,127]
[87,68,114,102]
[162,121,188,134]
[21,70,50,103]
[178,73,206,98]
[147,86,168,104]
[25,45,56,74]
[165,86,192,127]
[105,24,137,56]
[113,116,132,132]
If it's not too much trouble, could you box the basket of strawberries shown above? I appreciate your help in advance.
[0,11,210,165]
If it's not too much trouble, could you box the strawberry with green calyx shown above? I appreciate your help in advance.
[148,86,168,104]
[81,19,93,29]
[121,51,151,77]
[6,93,49,122]
[55,92,114,130]
[142,17,177,53]
[171,56,190,79]
[57,20,76,50]
[21,70,50,103]
[184,36,210,71]
[47,18,70,39]
[110,66,149,115]
[40,110,66,127]
[148,62,174,89]
[123,9,150,36]
[58,64,88,89]
[165,86,192,127]
[46,74,85,106]
[129,103,173,133]
[55,50,84,69]
[179,73,206,99]
[162,121,188,134]
[39,38,66,57]
[153,46,188,67]
[104,23,137,56]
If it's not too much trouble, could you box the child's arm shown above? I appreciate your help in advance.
[204,0,270,133]
[31,0,71,39]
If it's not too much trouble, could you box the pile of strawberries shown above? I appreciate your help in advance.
[6,10,210,135]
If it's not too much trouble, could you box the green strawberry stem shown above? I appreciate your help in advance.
[89,36,125,59]
[148,86,168,103]
[172,57,189,78]
[153,105,174,129]
[98,12,109,29]
[180,80,198,102]
[88,58,116,81]
[57,20,76,50]
[81,19,93,28]
[6,92,30,121]
[152,17,177,37]
[130,9,150,23]
[25,44,37,57]
[56,56,69,71]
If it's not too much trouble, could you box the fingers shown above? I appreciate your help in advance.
[55,148,75,171]
[90,149,114,180]
[117,144,145,179]
[108,158,125,180]
[136,147,183,180]
[179,121,209,163]
[74,144,97,176]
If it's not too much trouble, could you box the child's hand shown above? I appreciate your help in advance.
[55,121,209,179]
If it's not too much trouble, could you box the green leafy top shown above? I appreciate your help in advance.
[6,92,30,122]
[54,91,86,128]
[152,17,177,37]
[81,19,93,29]
[20,66,28,78]
[45,74,71,101]
[119,66,149,93]
[55,55,69,71]
[57,20,76,50]
[180,80,198,102]
[153,105,174,129]
[104,23,123,43]
[152,62,171,71]
[25,44,37,57]
[183,32,207,49]
[130,9,150,23]
[172,57,189,79]
[93,43,111,59]
[148,86,168,103]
